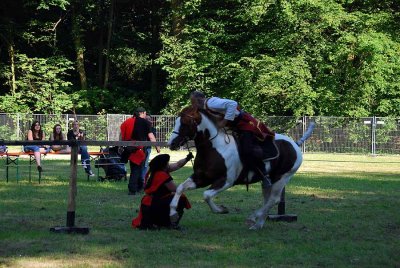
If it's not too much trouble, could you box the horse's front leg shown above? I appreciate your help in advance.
[170,177,196,224]
[204,181,233,214]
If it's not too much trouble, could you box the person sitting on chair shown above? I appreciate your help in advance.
[190,91,274,188]
[50,124,71,153]
[67,120,94,176]
[24,121,50,172]
[132,153,193,230]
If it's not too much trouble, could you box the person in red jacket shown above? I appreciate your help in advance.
[120,107,160,195]
[132,153,192,230]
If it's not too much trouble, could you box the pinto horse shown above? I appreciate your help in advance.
[168,107,314,230]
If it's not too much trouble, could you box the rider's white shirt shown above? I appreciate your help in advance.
[205,97,240,121]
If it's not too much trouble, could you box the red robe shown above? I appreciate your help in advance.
[236,112,275,141]
[132,171,191,228]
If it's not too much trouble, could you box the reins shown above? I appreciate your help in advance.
[172,130,195,166]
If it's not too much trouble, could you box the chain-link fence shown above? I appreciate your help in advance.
[1,113,399,155]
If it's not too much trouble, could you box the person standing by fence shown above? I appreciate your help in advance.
[141,114,156,184]
[120,107,160,195]
[67,120,94,176]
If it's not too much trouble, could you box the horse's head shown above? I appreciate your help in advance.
[168,106,202,150]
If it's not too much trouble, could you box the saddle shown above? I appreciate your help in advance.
[260,135,279,161]
[235,112,275,142]
[232,131,279,162]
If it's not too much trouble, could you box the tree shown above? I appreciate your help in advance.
[0,54,75,114]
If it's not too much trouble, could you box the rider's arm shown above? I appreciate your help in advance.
[207,97,238,121]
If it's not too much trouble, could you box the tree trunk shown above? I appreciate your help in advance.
[72,5,88,90]
[97,28,104,86]
[171,0,184,36]
[170,0,185,95]
[8,42,16,95]
[150,58,159,113]
[150,5,161,113]
[103,0,115,89]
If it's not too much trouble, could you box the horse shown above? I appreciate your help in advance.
[168,106,314,230]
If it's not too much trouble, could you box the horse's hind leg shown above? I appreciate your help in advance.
[170,178,196,224]
[249,174,292,230]
[204,182,234,214]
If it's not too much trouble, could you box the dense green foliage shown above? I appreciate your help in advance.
[0,0,399,117]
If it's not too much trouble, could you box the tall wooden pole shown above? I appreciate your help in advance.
[66,144,78,227]
[267,187,297,222]
[50,141,89,234]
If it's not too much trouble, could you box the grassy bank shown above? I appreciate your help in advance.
[0,153,399,267]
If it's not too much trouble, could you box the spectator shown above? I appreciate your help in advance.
[120,107,160,195]
[67,120,94,176]
[132,153,192,230]
[49,124,71,153]
[141,114,156,183]
[24,121,50,172]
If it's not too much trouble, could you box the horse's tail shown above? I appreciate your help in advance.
[296,122,315,146]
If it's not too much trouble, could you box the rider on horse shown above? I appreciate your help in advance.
[190,91,273,188]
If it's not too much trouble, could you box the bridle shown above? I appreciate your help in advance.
[172,112,198,142]
[169,113,197,166]
[173,112,219,143]
[171,111,220,166]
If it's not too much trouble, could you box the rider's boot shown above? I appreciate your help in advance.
[261,173,272,189]
[255,161,272,189]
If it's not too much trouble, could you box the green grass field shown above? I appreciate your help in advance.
[0,152,399,267]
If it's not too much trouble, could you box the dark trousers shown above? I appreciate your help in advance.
[139,195,186,229]
[128,161,144,193]
[239,131,266,176]
[141,147,151,181]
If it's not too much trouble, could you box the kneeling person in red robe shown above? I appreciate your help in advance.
[132,153,192,230]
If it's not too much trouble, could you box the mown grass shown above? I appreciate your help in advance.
[0,152,399,267]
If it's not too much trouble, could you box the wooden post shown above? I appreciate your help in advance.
[50,142,89,234]
[67,144,78,227]
[267,187,297,222]
[277,187,286,215]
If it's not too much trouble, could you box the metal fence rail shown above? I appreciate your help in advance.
[0,113,399,155]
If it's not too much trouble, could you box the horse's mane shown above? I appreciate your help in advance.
[200,108,220,127]
[179,106,219,127]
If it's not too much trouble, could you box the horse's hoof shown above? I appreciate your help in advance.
[170,213,179,224]
[218,205,229,214]
[249,224,262,230]
[249,219,265,230]
[245,219,256,227]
